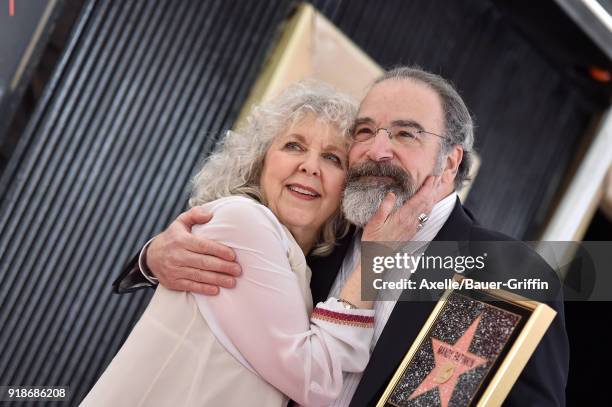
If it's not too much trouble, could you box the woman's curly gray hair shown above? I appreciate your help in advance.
[189,80,357,256]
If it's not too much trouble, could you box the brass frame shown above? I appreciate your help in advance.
[377,275,557,407]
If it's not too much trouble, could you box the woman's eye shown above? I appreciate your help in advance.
[284,142,304,151]
[323,153,342,166]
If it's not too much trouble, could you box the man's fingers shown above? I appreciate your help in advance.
[185,237,236,262]
[174,209,236,262]
[361,193,395,241]
[176,267,237,288]
[176,207,213,229]
[173,279,220,295]
[392,178,435,228]
[178,251,241,276]
[399,176,437,214]
[414,175,437,198]
[375,192,396,223]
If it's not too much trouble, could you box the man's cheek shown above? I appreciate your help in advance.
[347,145,365,163]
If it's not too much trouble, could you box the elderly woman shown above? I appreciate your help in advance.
[82,81,375,407]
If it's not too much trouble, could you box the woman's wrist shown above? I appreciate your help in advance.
[339,262,374,309]
[338,298,359,310]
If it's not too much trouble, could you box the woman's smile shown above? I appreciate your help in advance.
[286,183,321,200]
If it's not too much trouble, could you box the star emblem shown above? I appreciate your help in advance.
[408,314,488,406]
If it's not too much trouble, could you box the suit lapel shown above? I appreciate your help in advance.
[349,198,475,406]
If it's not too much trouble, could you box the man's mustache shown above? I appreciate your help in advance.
[346,161,411,187]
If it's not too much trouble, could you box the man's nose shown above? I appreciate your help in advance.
[365,131,394,162]
[298,152,321,176]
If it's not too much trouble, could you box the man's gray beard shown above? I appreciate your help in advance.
[342,161,417,227]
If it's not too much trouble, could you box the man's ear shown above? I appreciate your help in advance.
[442,145,463,186]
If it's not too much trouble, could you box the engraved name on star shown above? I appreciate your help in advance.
[408,314,488,407]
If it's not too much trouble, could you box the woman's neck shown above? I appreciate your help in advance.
[288,226,318,254]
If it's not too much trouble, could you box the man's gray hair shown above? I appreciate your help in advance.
[374,66,475,189]
[189,79,357,255]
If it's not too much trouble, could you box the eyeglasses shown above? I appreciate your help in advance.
[351,124,445,147]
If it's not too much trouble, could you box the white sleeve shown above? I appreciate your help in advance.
[192,199,374,407]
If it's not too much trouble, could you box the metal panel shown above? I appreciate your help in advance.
[0,0,291,404]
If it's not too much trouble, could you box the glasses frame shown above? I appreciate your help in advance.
[351,125,446,145]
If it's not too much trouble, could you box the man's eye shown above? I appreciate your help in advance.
[396,130,418,139]
[356,127,374,135]
[284,142,304,150]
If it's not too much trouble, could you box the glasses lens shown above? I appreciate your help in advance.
[391,126,420,145]
[352,126,375,142]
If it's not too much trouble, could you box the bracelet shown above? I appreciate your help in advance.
[338,298,358,310]
[141,242,159,283]
[143,265,159,283]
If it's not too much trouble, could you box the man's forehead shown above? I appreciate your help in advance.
[357,80,444,129]
[354,116,426,130]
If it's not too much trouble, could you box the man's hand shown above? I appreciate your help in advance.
[146,207,242,295]
[362,175,441,243]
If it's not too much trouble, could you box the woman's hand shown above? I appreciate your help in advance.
[362,175,441,243]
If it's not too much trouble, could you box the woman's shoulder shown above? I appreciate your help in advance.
[194,196,290,248]
[198,196,274,220]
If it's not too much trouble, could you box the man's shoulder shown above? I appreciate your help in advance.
[468,223,514,242]
[460,206,534,252]
[450,205,546,266]
[467,224,548,268]
[464,222,562,302]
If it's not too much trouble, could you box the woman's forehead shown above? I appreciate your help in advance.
[281,125,348,152]
[286,114,348,143]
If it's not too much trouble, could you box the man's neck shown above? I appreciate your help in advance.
[434,185,456,204]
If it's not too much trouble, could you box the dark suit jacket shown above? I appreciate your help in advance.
[114,198,569,406]
[347,198,569,407]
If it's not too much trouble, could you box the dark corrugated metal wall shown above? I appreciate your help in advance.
[0,0,598,405]
[0,0,294,404]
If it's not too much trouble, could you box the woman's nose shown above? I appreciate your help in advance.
[298,152,321,176]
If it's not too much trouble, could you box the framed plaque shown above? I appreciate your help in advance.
[377,275,556,407]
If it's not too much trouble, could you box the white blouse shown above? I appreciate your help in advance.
[82,196,374,407]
